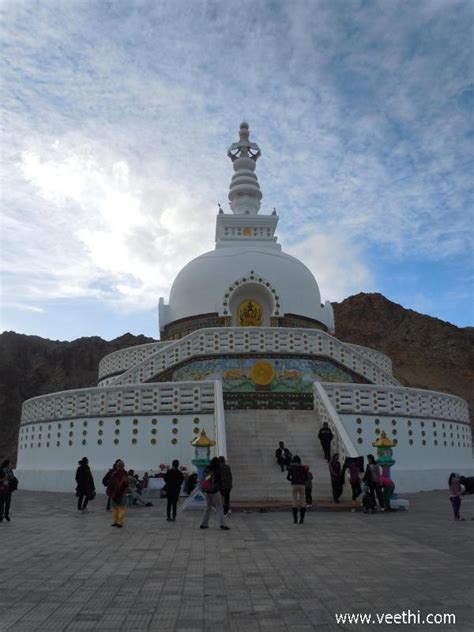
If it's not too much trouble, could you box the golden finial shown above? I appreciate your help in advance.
[372,431,396,448]
[191,429,216,447]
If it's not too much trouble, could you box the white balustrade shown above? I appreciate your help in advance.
[108,327,398,388]
[21,381,217,424]
[98,341,170,383]
[313,382,358,463]
[345,343,392,374]
[322,383,470,424]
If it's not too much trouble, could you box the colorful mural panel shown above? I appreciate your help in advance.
[172,357,360,393]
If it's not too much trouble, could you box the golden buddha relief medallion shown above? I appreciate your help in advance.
[238,299,262,326]
[242,227,252,236]
[250,361,276,386]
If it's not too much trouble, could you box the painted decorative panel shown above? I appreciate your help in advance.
[172,357,361,393]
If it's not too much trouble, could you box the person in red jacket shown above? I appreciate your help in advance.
[107,460,128,528]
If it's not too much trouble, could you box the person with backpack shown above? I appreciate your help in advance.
[199,457,230,530]
[164,460,184,522]
[0,459,18,523]
[287,455,308,524]
[102,461,119,511]
[363,454,385,510]
[361,484,377,514]
[106,459,128,528]
[75,457,95,513]
[218,456,233,516]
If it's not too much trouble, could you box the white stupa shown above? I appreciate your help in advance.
[159,122,334,339]
[16,123,473,497]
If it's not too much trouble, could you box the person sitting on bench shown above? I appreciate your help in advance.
[275,441,292,472]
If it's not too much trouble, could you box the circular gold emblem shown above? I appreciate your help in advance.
[250,361,276,386]
[243,227,252,236]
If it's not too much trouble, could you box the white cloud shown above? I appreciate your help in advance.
[1,0,472,333]
[287,232,374,302]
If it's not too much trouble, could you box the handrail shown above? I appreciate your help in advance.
[313,382,359,463]
[213,380,227,458]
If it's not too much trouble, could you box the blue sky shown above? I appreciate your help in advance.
[1,0,473,341]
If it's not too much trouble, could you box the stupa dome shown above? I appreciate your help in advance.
[159,123,334,338]
[161,245,333,330]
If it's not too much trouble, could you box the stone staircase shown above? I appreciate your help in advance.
[225,409,349,502]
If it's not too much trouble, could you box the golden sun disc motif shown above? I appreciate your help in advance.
[250,361,276,385]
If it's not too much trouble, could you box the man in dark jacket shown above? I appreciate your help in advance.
[275,441,292,471]
[164,460,184,522]
[287,456,308,524]
[75,457,95,513]
[318,422,334,461]
[218,456,233,516]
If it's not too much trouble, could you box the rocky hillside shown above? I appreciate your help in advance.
[1,293,472,463]
[333,293,473,419]
[0,332,155,464]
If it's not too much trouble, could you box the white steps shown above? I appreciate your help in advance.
[225,409,349,502]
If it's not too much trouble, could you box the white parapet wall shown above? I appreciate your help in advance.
[97,332,393,385]
[16,381,224,493]
[107,327,399,387]
[321,382,473,492]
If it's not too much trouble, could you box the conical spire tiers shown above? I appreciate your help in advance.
[227,122,262,215]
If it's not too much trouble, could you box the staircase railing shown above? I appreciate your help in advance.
[213,380,227,459]
[313,381,359,464]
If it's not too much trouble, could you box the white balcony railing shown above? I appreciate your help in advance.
[108,327,398,388]
[21,381,217,424]
[321,383,470,424]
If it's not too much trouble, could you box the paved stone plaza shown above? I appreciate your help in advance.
[0,490,472,632]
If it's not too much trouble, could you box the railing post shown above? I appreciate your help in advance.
[213,380,227,458]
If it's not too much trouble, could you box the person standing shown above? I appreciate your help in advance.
[328,453,344,503]
[363,454,385,510]
[345,459,362,510]
[199,457,230,530]
[448,473,465,521]
[102,461,119,512]
[218,456,233,516]
[75,457,95,513]
[164,460,184,521]
[0,459,17,522]
[318,422,334,461]
[107,460,128,528]
[303,465,313,507]
[287,455,308,524]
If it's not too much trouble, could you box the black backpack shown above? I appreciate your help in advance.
[102,470,113,487]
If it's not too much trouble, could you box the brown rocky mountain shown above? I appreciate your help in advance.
[333,293,474,421]
[1,293,472,464]
[0,332,155,464]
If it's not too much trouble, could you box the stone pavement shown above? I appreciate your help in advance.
[0,491,472,632]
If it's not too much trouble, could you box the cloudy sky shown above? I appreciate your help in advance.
[1,0,473,340]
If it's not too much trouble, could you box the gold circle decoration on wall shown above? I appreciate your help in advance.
[250,360,276,386]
